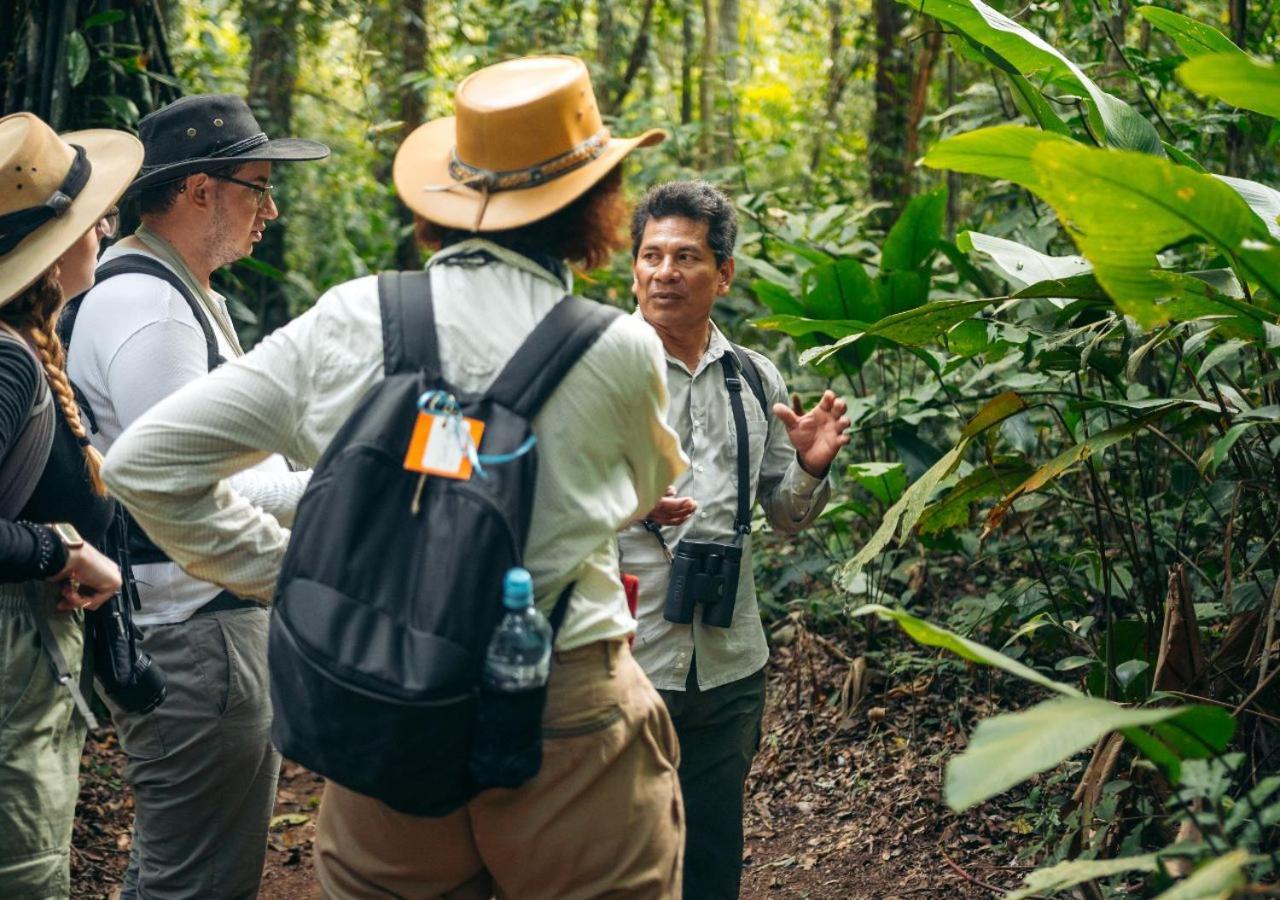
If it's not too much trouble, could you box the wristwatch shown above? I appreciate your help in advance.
[50,522,84,551]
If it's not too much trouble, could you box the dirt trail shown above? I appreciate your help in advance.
[72,621,1030,899]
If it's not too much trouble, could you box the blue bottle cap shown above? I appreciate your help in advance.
[503,567,533,610]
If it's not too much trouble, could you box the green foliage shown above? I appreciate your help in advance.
[1179,54,1280,119]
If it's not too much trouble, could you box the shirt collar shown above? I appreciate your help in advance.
[429,238,572,292]
[633,308,732,376]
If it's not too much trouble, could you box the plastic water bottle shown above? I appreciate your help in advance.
[471,568,553,788]
[483,568,552,692]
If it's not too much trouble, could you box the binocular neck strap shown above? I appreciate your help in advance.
[26,582,99,731]
[719,355,752,540]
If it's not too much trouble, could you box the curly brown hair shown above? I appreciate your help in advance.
[0,269,106,495]
[414,166,628,271]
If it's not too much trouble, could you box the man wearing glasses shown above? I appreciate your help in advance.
[65,94,328,900]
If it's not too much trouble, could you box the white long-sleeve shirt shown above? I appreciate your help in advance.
[102,239,687,651]
[68,234,309,625]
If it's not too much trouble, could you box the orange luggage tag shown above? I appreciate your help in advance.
[405,391,485,514]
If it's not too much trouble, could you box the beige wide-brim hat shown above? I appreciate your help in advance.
[0,112,144,306]
[394,55,665,233]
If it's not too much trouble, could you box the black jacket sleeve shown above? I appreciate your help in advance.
[0,340,67,581]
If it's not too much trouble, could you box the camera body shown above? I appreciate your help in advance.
[88,595,167,714]
[663,538,743,629]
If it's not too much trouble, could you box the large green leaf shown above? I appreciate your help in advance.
[805,259,881,321]
[918,459,1033,535]
[840,393,1027,584]
[945,698,1207,810]
[923,124,1075,190]
[66,31,90,88]
[1029,142,1280,325]
[961,231,1091,289]
[1005,854,1161,900]
[1153,850,1251,900]
[1180,54,1280,119]
[1217,174,1280,239]
[901,0,1163,153]
[882,185,947,272]
[1136,6,1244,59]
[850,604,1078,697]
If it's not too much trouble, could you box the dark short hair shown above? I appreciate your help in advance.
[631,181,737,266]
[415,165,627,270]
[135,162,244,216]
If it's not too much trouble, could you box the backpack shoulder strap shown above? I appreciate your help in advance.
[729,343,768,414]
[378,271,441,379]
[488,296,623,419]
[64,255,224,373]
[0,326,55,519]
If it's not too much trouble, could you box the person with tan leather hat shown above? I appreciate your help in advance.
[62,93,328,900]
[103,55,688,897]
[0,111,141,898]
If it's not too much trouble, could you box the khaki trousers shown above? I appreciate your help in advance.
[0,584,86,899]
[315,640,684,900]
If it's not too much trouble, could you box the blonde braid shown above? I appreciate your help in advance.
[0,270,106,496]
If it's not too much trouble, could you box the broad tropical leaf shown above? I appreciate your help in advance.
[850,604,1078,697]
[1153,850,1252,900]
[923,124,1075,191]
[961,231,1091,289]
[1216,174,1280,239]
[1136,7,1244,59]
[1179,54,1280,119]
[945,698,1214,810]
[1029,142,1280,325]
[882,185,947,272]
[918,460,1033,534]
[1005,854,1161,900]
[901,0,1163,153]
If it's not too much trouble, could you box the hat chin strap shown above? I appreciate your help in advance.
[424,127,610,231]
[0,145,92,257]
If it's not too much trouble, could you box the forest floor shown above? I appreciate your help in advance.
[70,616,1041,899]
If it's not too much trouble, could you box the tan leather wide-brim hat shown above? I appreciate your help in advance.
[394,55,665,233]
[0,113,143,306]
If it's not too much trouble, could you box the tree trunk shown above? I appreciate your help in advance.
[1226,0,1248,176]
[242,0,301,343]
[714,0,739,166]
[698,0,714,164]
[608,0,657,112]
[869,0,911,226]
[680,0,693,126]
[395,0,428,270]
[904,24,942,170]
[809,0,849,175]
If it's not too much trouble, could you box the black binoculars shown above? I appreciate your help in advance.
[663,539,742,629]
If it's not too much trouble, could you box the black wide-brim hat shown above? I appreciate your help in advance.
[128,93,329,191]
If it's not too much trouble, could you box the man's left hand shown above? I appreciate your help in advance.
[772,390,851,478]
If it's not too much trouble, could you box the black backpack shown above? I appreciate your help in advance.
[269,270,622,816]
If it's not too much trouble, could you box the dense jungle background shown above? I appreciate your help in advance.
[4,0,1280,896]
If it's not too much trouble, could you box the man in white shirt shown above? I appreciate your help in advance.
[65,94,327,899]
[620,180,851,900]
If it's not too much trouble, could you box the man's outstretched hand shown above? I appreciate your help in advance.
[773,390,851,478]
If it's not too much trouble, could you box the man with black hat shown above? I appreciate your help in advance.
[64,94,328,899]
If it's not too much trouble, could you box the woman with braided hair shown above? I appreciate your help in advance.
[0,112,142,897]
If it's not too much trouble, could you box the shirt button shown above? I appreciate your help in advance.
[696,464,705,473]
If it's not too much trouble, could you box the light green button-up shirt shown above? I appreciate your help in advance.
[620,315,831,691]
[102,240,686,651]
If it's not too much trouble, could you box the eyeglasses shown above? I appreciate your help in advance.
[96,208,119,239]
[211,174,276,209]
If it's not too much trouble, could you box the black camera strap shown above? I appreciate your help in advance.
[719,354,752,541]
